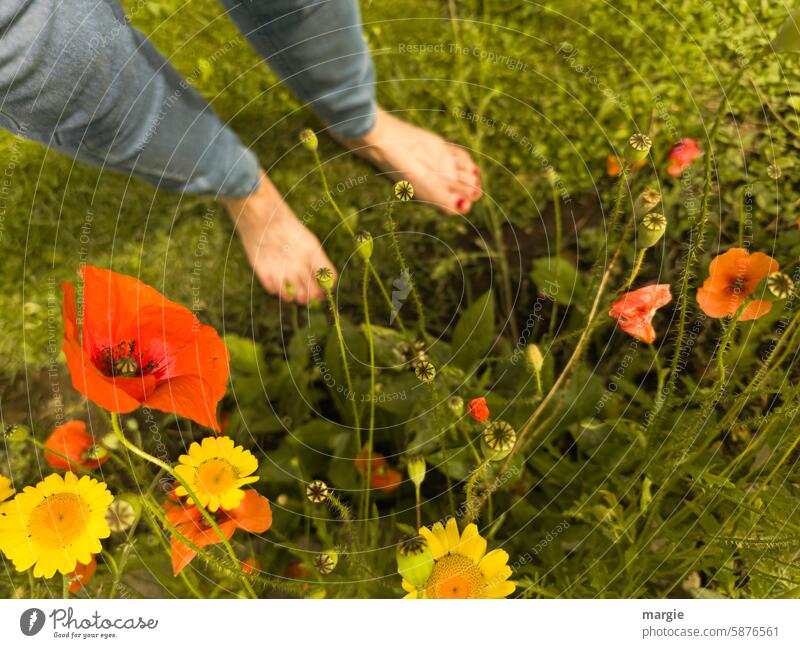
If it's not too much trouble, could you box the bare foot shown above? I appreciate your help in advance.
[222,169,335,303]
[336,107,482,216]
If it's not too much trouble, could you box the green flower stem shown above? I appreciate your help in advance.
[534,367,543,396]
[502,182,633,473]
[109,413,258,599]
[620,248,647,292]
[386,199,427,337]
[465,458,491,522]
[548,181,563,339]
[414,484,422,531]
[62,573,69,599]
[322,285,362,452]
[310,148,410,338]
[716,302,746,387]
[27,437,94,474]
[361,262,377,531]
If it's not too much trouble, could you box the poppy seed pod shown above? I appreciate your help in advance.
[766,272,794,300]
[306,479,330,503]
[415,360,436,383]
[407,455,426,488]
[354,230,374,260]
[481,420,517,461]
[624,133,652,164]
[3,424,29,442]
[315,267,335,290]
[638,212,667,248]
[394,180,414,201]
[633,188,661,217]
[299,128,318,152]
[314,550,338,575]
[396,536,434,588]
[447,396,465,416]
[104,493,141,533]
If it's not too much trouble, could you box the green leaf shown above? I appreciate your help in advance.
[450,290,496,369]
[531,257,580,306]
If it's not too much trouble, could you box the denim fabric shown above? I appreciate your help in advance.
[0,0,376,197]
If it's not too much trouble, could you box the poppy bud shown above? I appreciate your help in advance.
[481,421,517,461]
[633,188,661,216]
[767,163,782,180]
[525,344,544,373]
[396,536,434,588]
[299,128,318,152]
[447,396,464,416]
[101,431,120,451]
[638,212,667,248]
[773,9,800,52]
[407,455,426,488]
[354,230,374,260]
[467,397,490,422]
[415,360,436,383]
[306,479,330,503]
[766,272,794,300]
[314,550,338,575]
[394,180,414,201]
[624,133,652,164]
[315,267,335,290]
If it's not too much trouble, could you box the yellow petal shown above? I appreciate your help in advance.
[479,548,509,579]
[455,524,487,563]
[484,580,516,598]
[444,517,460,554]
[419,526,445,559]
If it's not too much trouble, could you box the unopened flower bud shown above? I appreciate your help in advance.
[481,421,516,461]
[299,128,318,152]
[101,431,120,451]
[354,230,374,260]
[314,550,338,575]
[407,456,426,488]
[624,133,652,164]
[633,188,661,216]
[638,212,667,248]
[447,396,464,417]
[544,167,558,187]
[394,180,414,201]
[525,344,544,373]
[306,479,330,503]
[396,536,434,587]
[415,360,436,383]
[315,267,335,290]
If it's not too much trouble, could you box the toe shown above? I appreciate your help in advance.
[452,194,473,216]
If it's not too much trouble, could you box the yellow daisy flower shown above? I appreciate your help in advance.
[0,472,113,578]
[400,518,516,599]
[0,475,14,504]
[174,436,259,512]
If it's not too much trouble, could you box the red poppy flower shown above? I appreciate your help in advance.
[43,420,108,471]
[697,248,778,321]
[609,284,673,343]
[61,266,229,430]
[240,557,259,575]
[666,138,703,176]
[164,489,272,576]
[68,555,97,593]
[467,397,490,422]
[607,154,646,177]
[355,450,402,493]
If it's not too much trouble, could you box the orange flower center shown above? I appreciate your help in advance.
[196,459,238,495]
[425,554,486,599]
[28,493,89,549]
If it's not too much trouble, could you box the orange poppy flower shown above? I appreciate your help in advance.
[467,397,490,422]
[666,138,703,176]
[607,154,647,177]
[164,489,272,576]
[61,266,229,430]
[355,450,402,493]
[43,420,108,471]
[68,555,97,594]
[697,248,778,320]
[609,284,672,343]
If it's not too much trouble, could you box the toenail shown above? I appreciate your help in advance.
[472,167,479,175]
[456,197,467,211]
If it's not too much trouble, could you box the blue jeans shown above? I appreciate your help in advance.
[0,0,376,198]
